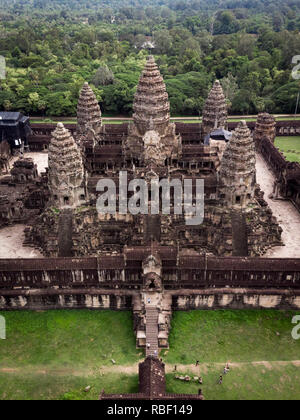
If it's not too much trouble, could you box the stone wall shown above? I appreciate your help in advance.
[170,289,300,311]
[0,255,299,311]
[257,136,300,212]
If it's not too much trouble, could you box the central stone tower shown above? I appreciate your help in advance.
[125,56,182,165]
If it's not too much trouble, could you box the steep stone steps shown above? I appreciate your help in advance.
[231,210,249,257]
[58,209,73,257]
[145,307,159,357]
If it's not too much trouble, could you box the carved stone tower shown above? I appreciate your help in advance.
[219,120,256,208]
[201,80,228,140]
[48,123,87,209]
[125,56,181,164]
[253,112,276,147]
[77,82,102,138]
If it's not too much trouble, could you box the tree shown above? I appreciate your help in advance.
[221,73,238,105]
[153,30,172,55]
[92,65,114,87]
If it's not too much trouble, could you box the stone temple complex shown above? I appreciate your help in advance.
[0,55,299,400]
[24,57,282,259]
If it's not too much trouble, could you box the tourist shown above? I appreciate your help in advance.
[198,389,205,400]
[219,375,223,385]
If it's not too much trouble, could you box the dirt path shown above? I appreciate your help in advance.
[255,153,300,258]
[1,360,300,377]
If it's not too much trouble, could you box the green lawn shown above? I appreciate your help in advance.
[0,309,300,400]
[166,363,300,400]
[163,310,300,364]
[0,371,138,401]
[275,136,300,163]
[0,310,140,368]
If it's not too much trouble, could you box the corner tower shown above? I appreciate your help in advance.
[219,120,256,208]
[77,82,102,137]
[253,112,276,147]
[48,123,87,208]
[201,80,228,141]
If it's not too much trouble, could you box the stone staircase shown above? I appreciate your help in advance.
[145,307,159,357]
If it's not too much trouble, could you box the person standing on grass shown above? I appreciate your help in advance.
[219,375,223,385]
[196,360,199,366]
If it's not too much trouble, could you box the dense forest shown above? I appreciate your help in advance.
[0,0,300,116]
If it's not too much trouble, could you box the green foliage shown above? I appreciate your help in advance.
[0,1,300,116]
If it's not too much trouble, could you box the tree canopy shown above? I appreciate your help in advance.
[0,0,300,116]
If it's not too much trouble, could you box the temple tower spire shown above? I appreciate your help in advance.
[77,82,102,136]
[219,120,256,208]
[132,55,170,136]
[48,123,87,209]
[126,56,182,164]
[253,112,276,147]
[201,80,228,140]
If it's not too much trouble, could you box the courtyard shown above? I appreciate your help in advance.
[0,310,299,400]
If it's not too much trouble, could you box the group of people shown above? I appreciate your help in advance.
[219,363,230,385]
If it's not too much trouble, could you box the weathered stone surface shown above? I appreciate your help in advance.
[125,56,182,164]
[253,112,276,146]
[219,120,256,208]
[48,123,86,209]
[77,82,102,138]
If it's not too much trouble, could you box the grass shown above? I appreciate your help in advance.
[0,309,300,400]
[162,310,300,364]
[275,136,300,163]
[166,363,300,400]
[0,310,140,368]
[0,372,138,401]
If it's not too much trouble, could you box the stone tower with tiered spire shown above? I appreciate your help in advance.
[253,112,276,147]
[48,123,87,208]
[76,82,102,140]
[219,120,256,208]
[125,56,181,165]
[201,80,228,141]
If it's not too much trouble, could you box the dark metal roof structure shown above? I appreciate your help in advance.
[204,128,232,145]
